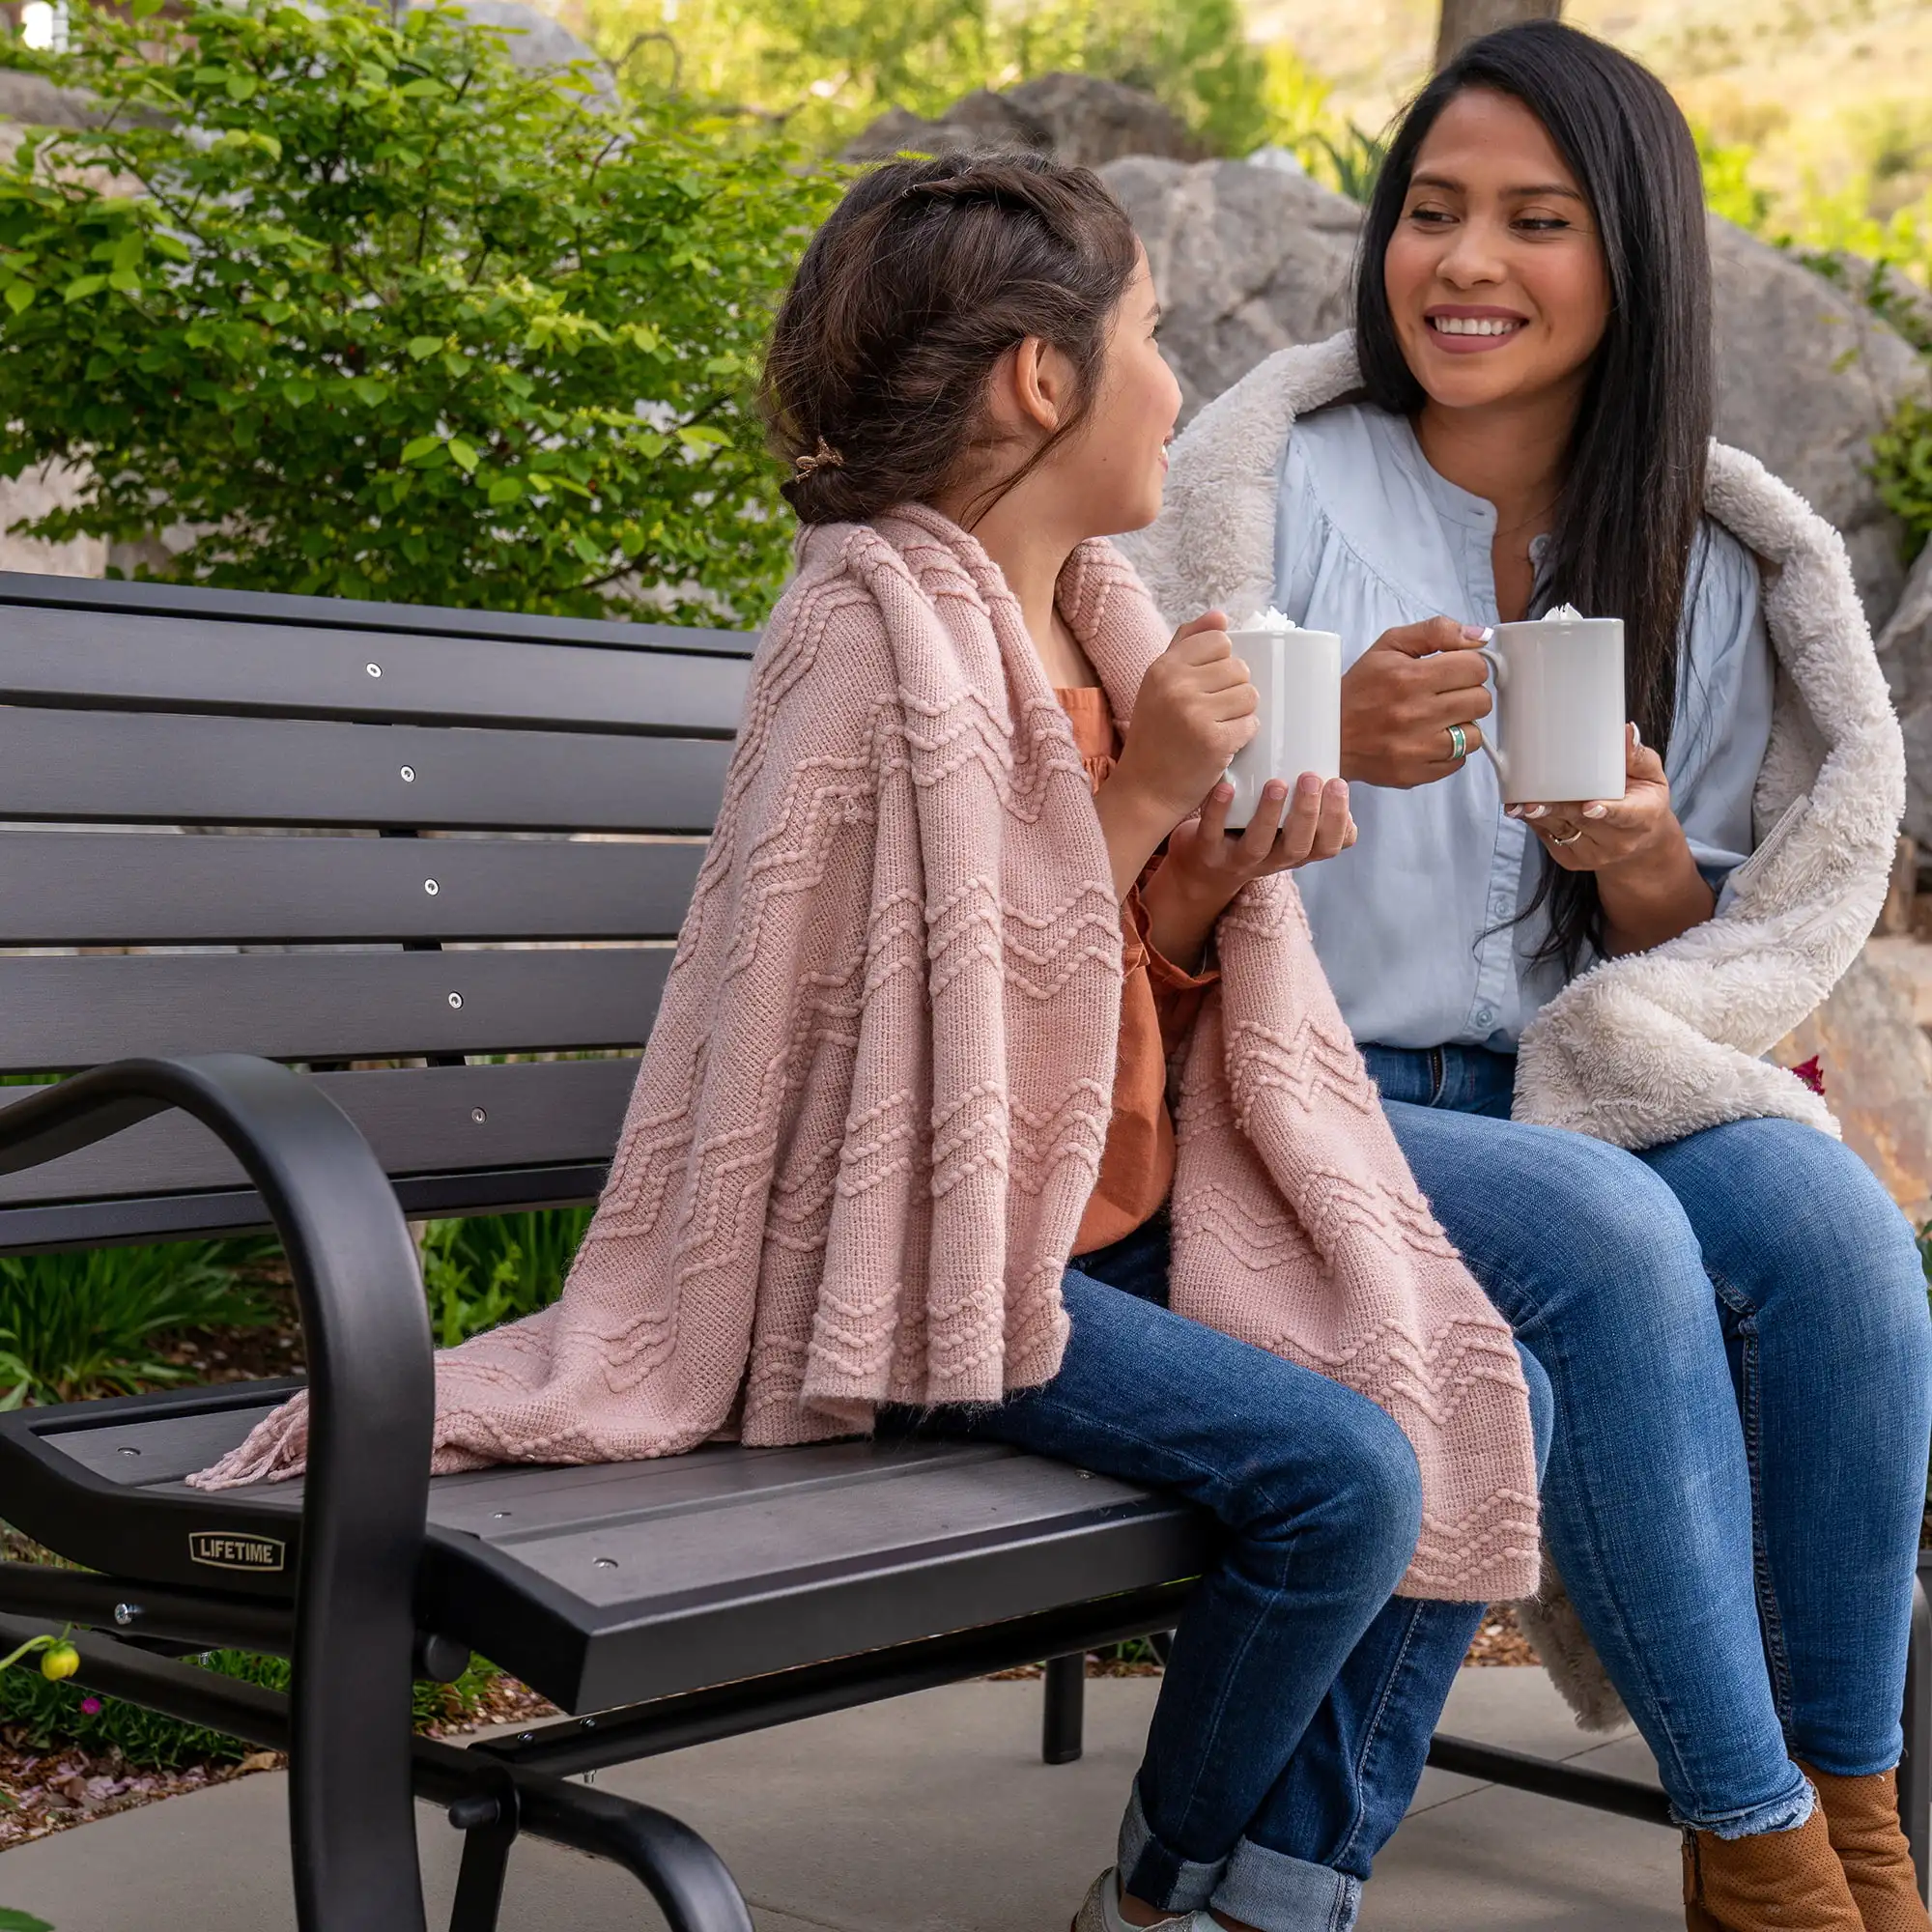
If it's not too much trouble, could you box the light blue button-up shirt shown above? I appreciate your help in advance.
[1274,402,1775,1050]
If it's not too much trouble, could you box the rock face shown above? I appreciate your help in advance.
[409,1,619,101]
[1878,545,1932,844]
[0,462,107,579]
[1097,157,1359,422]
[845,72,1206,171]
[1776,940,1932,1220]
[1708,217,1927,629]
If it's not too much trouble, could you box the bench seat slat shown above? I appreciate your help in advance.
[0,709,731,833]
[0,950,670,1072]
[0,1057,637,1207]
[0,608,752,735]
[0,832,705,945]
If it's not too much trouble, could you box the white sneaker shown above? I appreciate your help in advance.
[1069,1866,1216,1932]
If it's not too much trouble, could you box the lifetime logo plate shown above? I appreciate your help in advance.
[188,1530,287,1574]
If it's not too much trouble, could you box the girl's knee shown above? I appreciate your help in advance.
[1316,1393,1426,1589]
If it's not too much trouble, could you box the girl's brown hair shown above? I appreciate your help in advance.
[760,152,1143,527]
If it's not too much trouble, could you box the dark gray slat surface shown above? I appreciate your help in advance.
[0,568,761,656]
[0,832,705,945]
[44,1409,1169,1623]
[0,1056,636,1207]
[0,949,671,1072]
[0,608,752,736]
[0,1163,612,1256]
[0,708,732,833]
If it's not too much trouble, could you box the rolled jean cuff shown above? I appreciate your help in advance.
[1675,1771,1814,1841]
[1119,1782,1222,1916]
[1213,1835,1362,1932]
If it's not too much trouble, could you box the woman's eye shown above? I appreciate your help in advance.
[1406,207,1454,226]
[1515,215,1571,233]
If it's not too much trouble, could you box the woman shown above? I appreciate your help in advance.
[1124,21,1932,1931]
[201,155,1547,1932]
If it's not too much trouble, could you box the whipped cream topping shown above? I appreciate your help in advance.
[1542,602,1586,621]
[1234,607,1297,634]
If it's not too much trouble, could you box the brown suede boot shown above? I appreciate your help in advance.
[1799,1763,1932,1932]
[1683,1798,1865,1930]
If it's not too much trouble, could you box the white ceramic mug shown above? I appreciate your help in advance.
[1223,625,1343,830]
[1476,616,1627,806]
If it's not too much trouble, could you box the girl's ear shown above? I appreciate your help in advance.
[1009,335,1068,435]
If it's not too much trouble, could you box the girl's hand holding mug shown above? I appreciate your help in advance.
[1109,611,1258,823]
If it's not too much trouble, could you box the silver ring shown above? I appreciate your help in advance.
[1548,826,1584,846]
[1446,723,1467,762]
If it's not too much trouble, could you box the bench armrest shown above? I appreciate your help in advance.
[0,1053,432,1932]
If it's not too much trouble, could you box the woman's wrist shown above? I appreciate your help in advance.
[1593,814,1715,954]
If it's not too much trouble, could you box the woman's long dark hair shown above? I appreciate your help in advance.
[1354,20,1714,968]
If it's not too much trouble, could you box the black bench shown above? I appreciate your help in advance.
[0,570,1918,1929]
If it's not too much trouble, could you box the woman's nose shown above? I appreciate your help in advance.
[1436,217,1510,287]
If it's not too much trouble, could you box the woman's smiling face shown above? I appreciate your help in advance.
[1382,86,1611,414]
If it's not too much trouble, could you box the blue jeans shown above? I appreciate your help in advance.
[1364,1042,1932,1835]
[909,1212,1554,1931]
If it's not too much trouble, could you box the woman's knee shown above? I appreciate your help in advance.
[1280,1387,1426,1593]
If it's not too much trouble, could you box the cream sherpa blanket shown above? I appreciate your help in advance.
[196,505,1542,1603]
[1120,329,1907,1720]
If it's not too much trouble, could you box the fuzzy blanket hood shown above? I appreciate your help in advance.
[1122,329,1906,1726]
[197,505,1542,1603]
[1120,329,1906,1154]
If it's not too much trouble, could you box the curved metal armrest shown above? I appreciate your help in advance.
[0,1054,433,1932]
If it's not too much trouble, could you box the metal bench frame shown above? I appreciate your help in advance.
[0,570,1921,1929]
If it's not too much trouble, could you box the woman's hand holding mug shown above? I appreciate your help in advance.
[1340,616,1494,788]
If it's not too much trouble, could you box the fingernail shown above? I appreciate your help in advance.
[1523,805,1548,819]
[1630,723,1643,749]
[1504,804,1522,818]
[1297,772,1321,794]
[1325,778,1348,797]
[1462,624,1493,642]
[1583,803,1607,819]
[1213,782,1234,801]
[1263,780,1286,799]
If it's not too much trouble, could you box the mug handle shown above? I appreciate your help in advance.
[1474,643,1508,790]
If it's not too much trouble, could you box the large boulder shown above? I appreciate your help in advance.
[1099,150,1927,629]
[1708,217,1927,629]
[1878,545,1932,844]
[410,0,619,101]
[1097,157,1359,422]
[845,71,1206,171]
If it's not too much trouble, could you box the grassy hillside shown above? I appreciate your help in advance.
[1247,0,1932,235]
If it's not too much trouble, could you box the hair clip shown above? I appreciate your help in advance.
[792,438,844,477]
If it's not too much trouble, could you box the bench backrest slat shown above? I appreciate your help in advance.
[0,950,670,1073]
[0,1057,636,1211]
[0,833,706,946]
[0,710,733,833]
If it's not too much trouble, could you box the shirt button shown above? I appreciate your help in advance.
[1474,1006,1495,1029]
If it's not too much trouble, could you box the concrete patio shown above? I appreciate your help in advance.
[0,1665,1691,1930]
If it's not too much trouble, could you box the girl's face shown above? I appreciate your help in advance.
[1382,88,1611,416]
[1047,250,1181,537]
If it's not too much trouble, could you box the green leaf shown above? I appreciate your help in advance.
[61,275,106,304]
[400,434,441,464]
[107,270,142,296]
[486,476,522,505]
[399,76,445,97]
[350,377,389,408]
[226,72,259,101]
[407,335,442,360]
[3,283,35,316]
[446,438,478,474]
[571,531,602,564]
[281,376,316,406]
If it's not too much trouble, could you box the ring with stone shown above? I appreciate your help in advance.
[1548,826,1584,846]
[1446,723,1468,762]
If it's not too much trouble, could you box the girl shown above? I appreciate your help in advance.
[1126,22,1932,1931]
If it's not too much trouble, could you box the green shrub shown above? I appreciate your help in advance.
[421,1207,591,1348]
[0,1643,502,1768]
[0,1913,54,1931]
[0,0,841,620]
[1874,395,1932,567]
[0,1240,277,1407]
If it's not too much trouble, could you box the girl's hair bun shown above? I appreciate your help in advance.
[760,151,1142,526]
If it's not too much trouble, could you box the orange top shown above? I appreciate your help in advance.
[1057,685,1219,1256]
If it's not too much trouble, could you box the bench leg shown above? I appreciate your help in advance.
[447,1779,520,1932]
[1902,1573,1931,1904]
[1043,1653,1086,1766]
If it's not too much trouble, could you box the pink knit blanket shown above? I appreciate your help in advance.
[193,507,1539,1601]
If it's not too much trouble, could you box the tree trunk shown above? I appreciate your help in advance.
[1435,0,1562,70]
